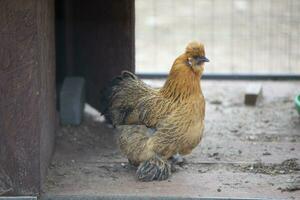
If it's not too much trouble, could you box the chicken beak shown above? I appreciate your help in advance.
[198,56,209,62]
[195,56,209,65]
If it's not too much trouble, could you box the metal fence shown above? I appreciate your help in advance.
[136,0,300,76]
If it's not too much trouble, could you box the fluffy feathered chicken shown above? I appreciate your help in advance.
[100,41,209,181]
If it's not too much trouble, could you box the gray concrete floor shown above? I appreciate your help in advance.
[43,81,300,200]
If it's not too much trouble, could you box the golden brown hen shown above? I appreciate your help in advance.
[100,41,209,181]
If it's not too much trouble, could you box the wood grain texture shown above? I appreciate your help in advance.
[36,0,56,191]
[0,0,55,195]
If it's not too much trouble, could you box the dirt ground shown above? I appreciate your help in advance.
[44,80,300,200]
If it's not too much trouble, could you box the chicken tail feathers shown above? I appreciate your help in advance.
[99,71,137,124]
[121,70,137,80]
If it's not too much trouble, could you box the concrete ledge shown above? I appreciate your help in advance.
[0,197,36,200]
[42,195,280,200]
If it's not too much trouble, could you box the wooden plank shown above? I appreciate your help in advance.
[244,83,263,105]
[37,0,56,190]
[0,0,56,195]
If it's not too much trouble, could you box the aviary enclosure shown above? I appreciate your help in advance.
[0,0,299,200]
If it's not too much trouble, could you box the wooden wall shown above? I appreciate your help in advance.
[56,0,135,110]
[0,0,56,195]
[0,0,135,195]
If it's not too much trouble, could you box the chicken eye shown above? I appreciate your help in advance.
[187,58,193,67]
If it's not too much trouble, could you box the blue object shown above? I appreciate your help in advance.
[60,77,85,125]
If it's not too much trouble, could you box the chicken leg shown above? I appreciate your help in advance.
[136,155,171,181]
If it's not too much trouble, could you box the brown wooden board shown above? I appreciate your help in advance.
[56,0,135,110]
[0,0,56,195]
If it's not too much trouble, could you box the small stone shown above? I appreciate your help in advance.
[198,168,209,173]
[83,170,92,175]
[208,152,219,157]
[230,129,238,133]
[290,148,295,151]
[211,100,222,105]
[262,152,271,156]
[57,172,66,176]
[217,188,221,192]
[238,150,242,154]
[248,136,256,141]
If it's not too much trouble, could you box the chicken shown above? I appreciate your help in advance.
[99,41,209,181]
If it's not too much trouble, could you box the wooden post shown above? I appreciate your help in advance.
[0,0,56,195]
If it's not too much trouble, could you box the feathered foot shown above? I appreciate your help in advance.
[136,155,171,181]
[170,154,187,172]
[171,154,187,166]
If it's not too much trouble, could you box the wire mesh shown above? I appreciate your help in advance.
[135,0,300,75]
